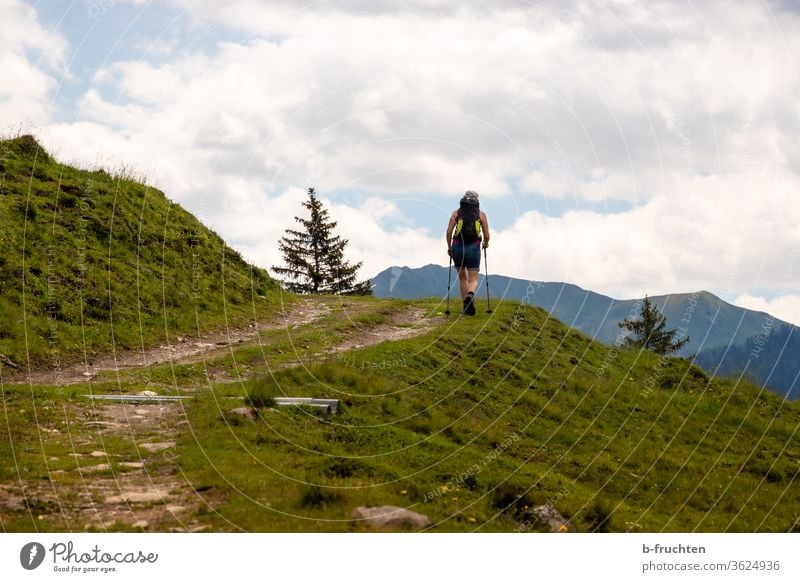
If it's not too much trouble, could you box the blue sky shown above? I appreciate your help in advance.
[4,0,800,325]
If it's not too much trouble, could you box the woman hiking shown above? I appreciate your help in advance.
[446,190,490,316]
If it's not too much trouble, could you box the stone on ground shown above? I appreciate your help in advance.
[352,505,431,530]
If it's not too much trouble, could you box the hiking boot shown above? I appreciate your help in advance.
[465,293,476,316]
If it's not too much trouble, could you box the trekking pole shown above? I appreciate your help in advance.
[445,254,453,316]
[483,246,492,313]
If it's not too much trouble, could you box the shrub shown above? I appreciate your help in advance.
[245,375,280,409]
[463,474,478,491]
[17,201,36,221]
[491,483,536,515]
[585,498,614,532]
[299,485,342,509]
[323,458,371,479]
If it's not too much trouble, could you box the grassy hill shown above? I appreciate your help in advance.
[0,135,285,374]
[373,265,797,399]
[2,297,797,532]
[0,140,795,533]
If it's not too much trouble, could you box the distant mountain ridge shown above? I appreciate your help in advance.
[372,264,798,399]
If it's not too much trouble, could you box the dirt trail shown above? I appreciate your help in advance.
[19,301,440,386]
[1,302,444,531]
[333,306,437,351]
[0,398,212,532]
[19,299,330,386]
[275,306,438,371]
[64,400,201,532]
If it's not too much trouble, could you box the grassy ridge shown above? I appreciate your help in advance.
[177,301,799,532]
[0,135,284,371]
[372,265,800,400]
[1,298,797,532]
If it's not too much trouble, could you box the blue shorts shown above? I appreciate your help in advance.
[452,240,481,271]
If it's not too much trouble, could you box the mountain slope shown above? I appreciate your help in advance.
[695,325,800,400]
[0,135,284,373]
[180,301,800,532]
[4,297,797,532]
[373,265,796,398]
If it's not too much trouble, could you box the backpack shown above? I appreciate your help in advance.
[454,197,482,243]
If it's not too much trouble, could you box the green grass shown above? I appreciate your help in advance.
[2,298,798,532]
[165,300,799,532]
[1,135,797,532]
[0,135,288,372]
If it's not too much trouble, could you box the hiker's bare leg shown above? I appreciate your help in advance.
[468,270,480,295]
[458,268,469,298]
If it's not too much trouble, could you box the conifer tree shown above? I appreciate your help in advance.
[618,295,689,355]
[273,187,372,295]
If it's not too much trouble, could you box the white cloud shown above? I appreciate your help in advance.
[9,0,798,314]
[734,294,800,327]
[129,32,181,58]
[226,189,442,280]
[43,2,800,201]
[0,0,67,130]
[489,170,800,306]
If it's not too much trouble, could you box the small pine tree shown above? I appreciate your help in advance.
[272,187,372,295]
[618,295,689,355]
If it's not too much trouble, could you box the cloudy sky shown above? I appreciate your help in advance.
[4,0,800,324]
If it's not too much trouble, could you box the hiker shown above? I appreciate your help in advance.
[446,190,490,316]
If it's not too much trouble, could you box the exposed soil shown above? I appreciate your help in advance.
[0,398,214,532]
[1,302,441,531]
[278,306,438,370]
[16,298,330,386]
[334,306,438,351]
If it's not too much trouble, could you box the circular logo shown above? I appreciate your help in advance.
[20,542,46,570]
